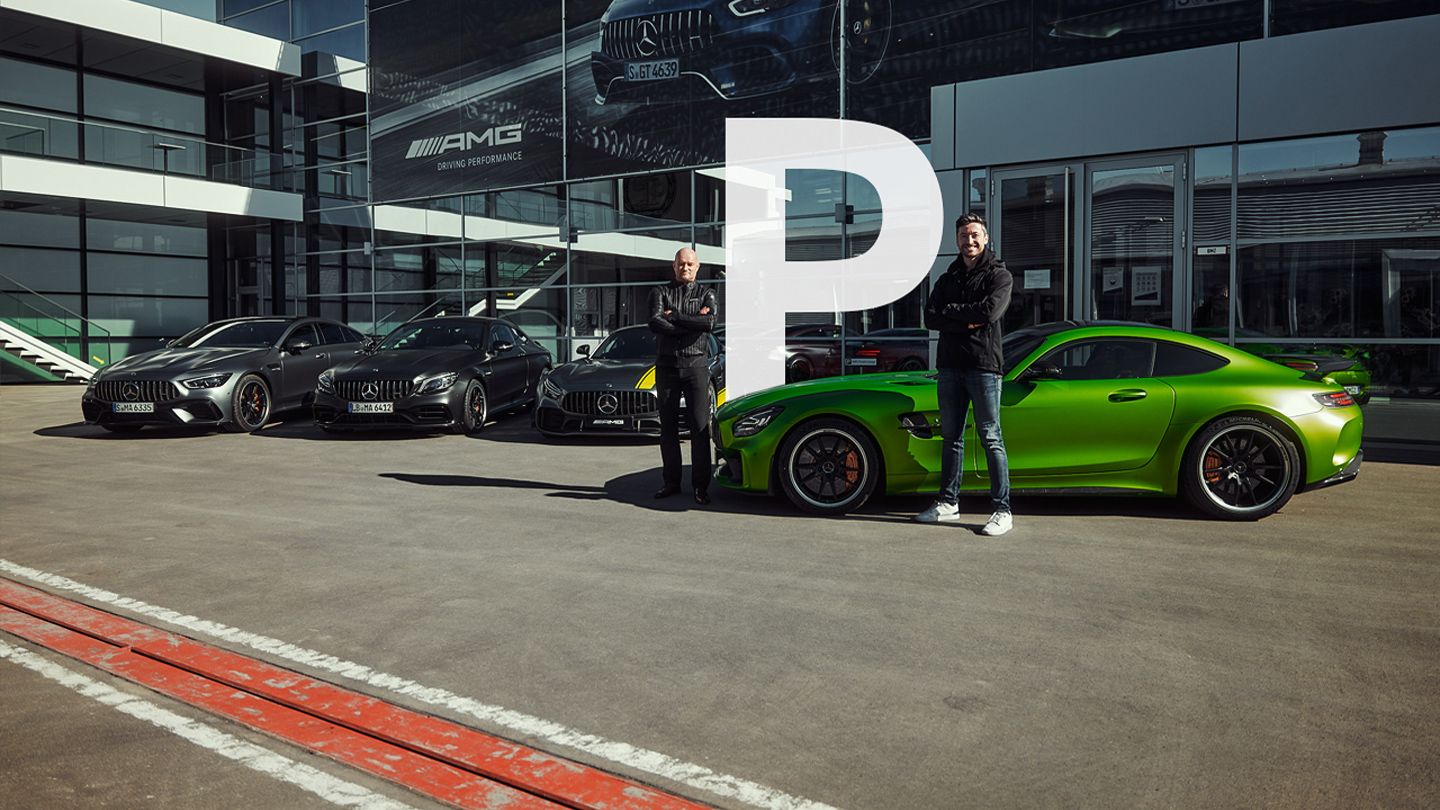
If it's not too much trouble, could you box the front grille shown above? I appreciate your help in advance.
[561,389,656,416]
[604,10,715,60]
[336,379,415,401]
[96,379,180,403]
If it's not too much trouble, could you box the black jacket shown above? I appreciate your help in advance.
[923,248,1013,373]
[648,280,717,365]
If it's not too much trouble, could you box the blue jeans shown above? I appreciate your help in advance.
[936,368,1010,512]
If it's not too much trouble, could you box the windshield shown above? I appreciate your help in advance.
[592,329,656,360]
[173,320,288,348]
[1002,330,1047,375]
[379,321,487,351]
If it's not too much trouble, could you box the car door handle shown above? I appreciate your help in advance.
[266,363,281,371]
[1109,389,1148,402]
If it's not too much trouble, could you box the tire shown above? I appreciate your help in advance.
[1180,415,1300,520]
[777,418,881,515]
[101,424,143,434]
[895,357,926,372]
[830,0,892,85]
[226,374,271,433]
[453,380,487,434]
[787,357,813,383]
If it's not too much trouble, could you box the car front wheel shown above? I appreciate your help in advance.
[454,380,487,434]
[777,418,880,515]
[226,374,271,433]
[1180,415,1300,520]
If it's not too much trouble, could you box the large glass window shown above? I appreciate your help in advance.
[1036,1,1263,69]
[1270,0,1434,36]
[84,75,205,135]
[0,56,77,113]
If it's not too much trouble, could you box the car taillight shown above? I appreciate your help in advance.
[1282,360,1318,371]
[856,348,881,357]
[1314,391,1355,408]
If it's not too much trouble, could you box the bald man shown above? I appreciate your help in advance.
[649,247,719,504]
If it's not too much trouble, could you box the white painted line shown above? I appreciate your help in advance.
[0,560,842,810]
[0,639,417,810]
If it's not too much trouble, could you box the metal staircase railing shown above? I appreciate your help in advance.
[0,271,111,381]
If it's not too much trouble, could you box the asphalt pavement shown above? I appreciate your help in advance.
[2,384,1437,809]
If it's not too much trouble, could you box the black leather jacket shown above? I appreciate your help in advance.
[923,248,1013,374]
[648,280,717,365]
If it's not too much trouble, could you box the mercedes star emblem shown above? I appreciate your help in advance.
[637,19,659,57]
[122,383,140,401]
[598,393,619,415]
[361,382,379,401]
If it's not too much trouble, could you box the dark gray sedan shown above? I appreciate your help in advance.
[81,317,368,433]
[312,316,551,433]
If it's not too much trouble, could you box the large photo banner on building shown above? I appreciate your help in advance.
[370,0,565,201]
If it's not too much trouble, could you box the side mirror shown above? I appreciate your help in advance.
[360,336,379,352]
[285,339,313,355]
[491,340,515,354]
[165,338,179,348]
[1019,362,1062,381]
[576,344,591,357]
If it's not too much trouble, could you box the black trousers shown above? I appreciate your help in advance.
[656,360,712,491]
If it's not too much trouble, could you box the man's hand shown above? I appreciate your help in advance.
[663,309,673,317]
[968,323,984,330]
[700,306,711,315]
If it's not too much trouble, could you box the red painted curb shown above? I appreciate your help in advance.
[0,579,712,810]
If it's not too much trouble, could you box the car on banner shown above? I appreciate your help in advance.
[713,321,1363,520]
[81,317,368,434]
[534,325,725,437]
[590,0,893,104]
[312,317,551,433]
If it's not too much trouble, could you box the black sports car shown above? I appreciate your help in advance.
[81,317,367,433]
[312,316,551,433]
[590,0,892,104]
[533,325,725,436]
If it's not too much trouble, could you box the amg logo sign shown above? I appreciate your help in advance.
[405,124,523,159]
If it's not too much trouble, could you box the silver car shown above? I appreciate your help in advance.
[81,316,367,433]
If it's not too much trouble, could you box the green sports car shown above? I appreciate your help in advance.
[713,322,1363,520]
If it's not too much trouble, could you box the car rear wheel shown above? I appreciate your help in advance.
[895,357,926,372]
[1181,415,1300,520]
[226,374,271,433]
[454,380,487,434]
[777,418,880,515]
[787,357,813,383]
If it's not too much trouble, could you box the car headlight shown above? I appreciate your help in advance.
[542,376,565,399]
[731,405,783,437]
[182,372,232,390]
[415,372,458,395]
[727,0,793,17]
[317,369,336,395]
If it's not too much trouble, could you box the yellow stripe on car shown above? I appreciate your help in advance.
[637,365,656,390]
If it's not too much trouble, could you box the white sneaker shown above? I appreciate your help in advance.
[914,501,961,523]
[981,511,1013,536]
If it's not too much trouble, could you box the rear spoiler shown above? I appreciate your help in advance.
[1265,353,1355,382]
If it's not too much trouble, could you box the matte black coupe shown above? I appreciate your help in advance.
[313,316,551,433]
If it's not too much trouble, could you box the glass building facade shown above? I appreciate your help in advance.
[2,0,1437,407]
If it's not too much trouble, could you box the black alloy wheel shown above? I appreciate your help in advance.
[787,357,814,383]
[227,373,271,433]
[454,380,487,434]
[830,0,892,85]
[895,357,926,372]
[777,418,880,515]
[1181,415,1300,520]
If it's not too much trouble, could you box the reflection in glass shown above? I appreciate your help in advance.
[1238,128,1440,239]
[1193,146,1232,243]
[1089,164,1176,326]
[1037,0,1261,69]
[998,171,1072,332]
[1237,237,1440,339]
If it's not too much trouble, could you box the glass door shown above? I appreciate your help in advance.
[1085,155,1185,326]
[990,166,1080,333]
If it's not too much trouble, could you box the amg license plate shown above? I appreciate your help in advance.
[625,59,679,82]
[348,402,393,413]
[847,358,879,367]
[589,418,627,428]
[1343,385,1361,395]
[113,402,154,413]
